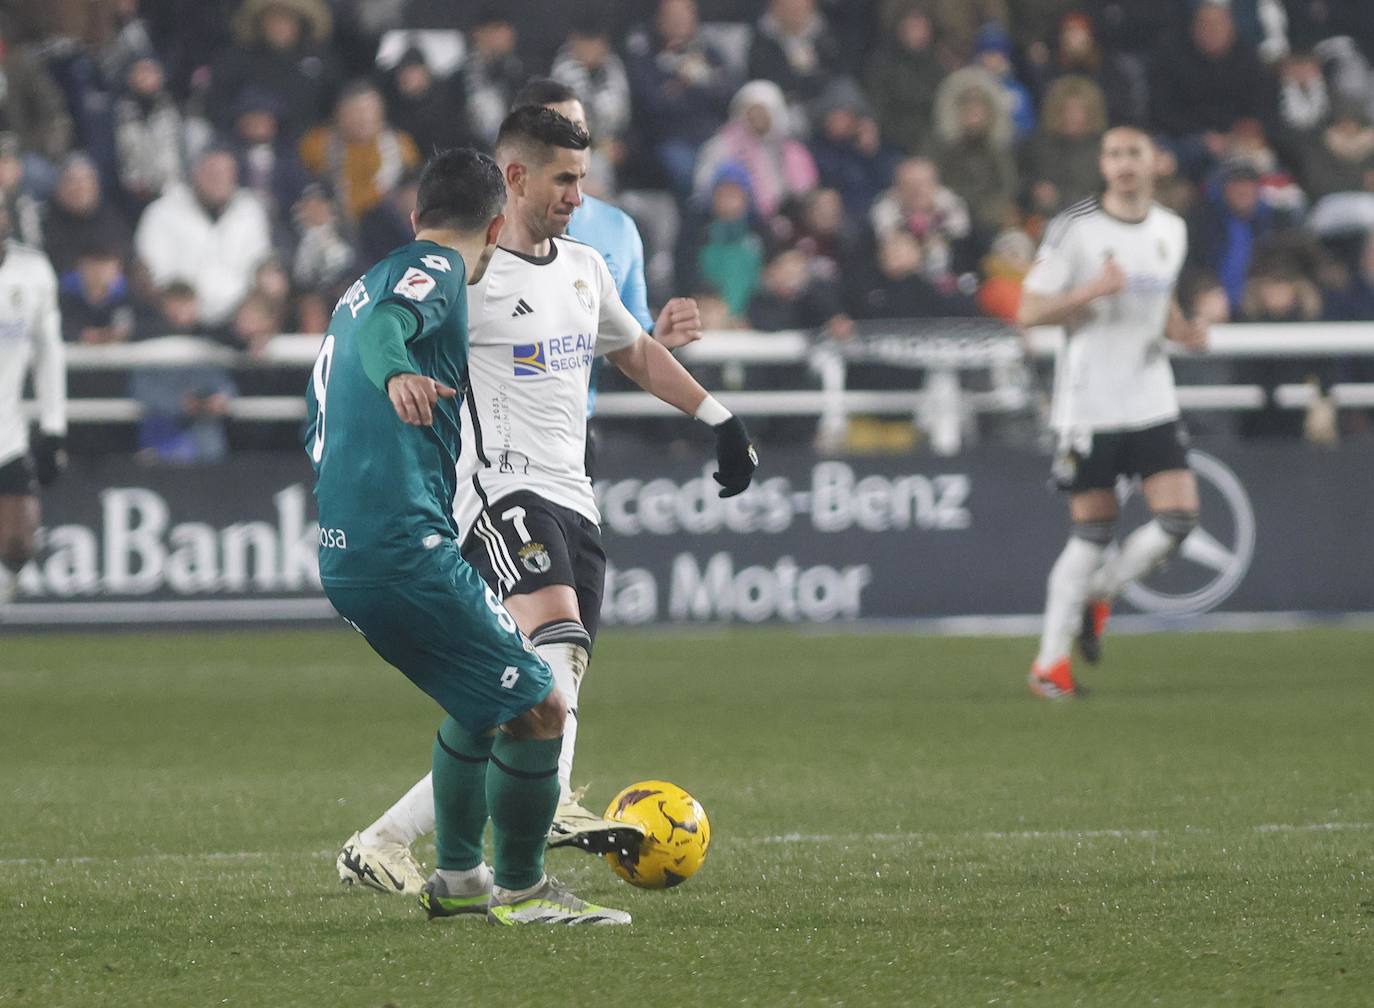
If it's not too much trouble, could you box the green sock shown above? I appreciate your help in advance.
[486,734,562,891]
[432,718,494,871]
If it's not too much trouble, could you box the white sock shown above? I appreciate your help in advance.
[1036,536,1107,668]
[1088,521,1175,601]
[360,772,435,848]
[436,863,491,892]
[494,874,546,901]
[535,640,589,801]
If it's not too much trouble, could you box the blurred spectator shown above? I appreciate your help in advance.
[113,54,187,214]
[788,187,863,287]
[229,86,309,240]
[1020,75,1106,218]
[869,156,971,285]
[382,47,470,157]
[852,230,978,319]
[747,247,849,338]
[229,287,287,355]
[290,181,357,327]
[972,23,1036,140]
[299,81,420,223]
[59,244,134,344]
[358,168,419,264]
[808,78,901,215]
[0,135,43,246]
[864,1,943,156]
[0,17,75,178]
[1181,270,1232,327]
[1276,49,1330,138]
[624,0,735,199]
[551,17,633,148]
[693,167,765,316]
[748,0,842,116]
[208,0,340,141]
[1150,2,1277,176]
[976,227,1034,322]
[1235,261,1338,442]
[1151,139,1198,217]
[130,282,237,463]
[1326,231,1374,322]
[915,0,1010,65]
[693,80,819,219]
[95,0,159,87]
[43,153,132,275]
[134,147,272,325]
[1035,11,1145,127]
[1189,159,1280,310]
[461,9,524,147]
[1300,102,1374,202]
[934,67,1018,236]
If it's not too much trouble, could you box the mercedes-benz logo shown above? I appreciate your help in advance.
[1120,449,1256,615]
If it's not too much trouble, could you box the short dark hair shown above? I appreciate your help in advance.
[511,76,580,112]
[494,105,590,168]
[415,147,506,232]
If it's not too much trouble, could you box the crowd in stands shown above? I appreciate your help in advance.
[5,0,1374,455]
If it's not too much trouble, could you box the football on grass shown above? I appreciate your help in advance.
[603,780,711,889]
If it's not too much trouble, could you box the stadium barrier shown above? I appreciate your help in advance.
[4,439,1371,627]
[42,322,1374,454]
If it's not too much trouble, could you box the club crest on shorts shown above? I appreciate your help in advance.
[518,542,552,574]
[574,278,593,314]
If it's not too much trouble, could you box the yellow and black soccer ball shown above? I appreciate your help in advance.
[603,780,711,889]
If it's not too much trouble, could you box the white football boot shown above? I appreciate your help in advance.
[547,788,644,856]
[336,831,427,896]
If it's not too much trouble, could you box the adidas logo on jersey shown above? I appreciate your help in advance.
[511,299,534,317]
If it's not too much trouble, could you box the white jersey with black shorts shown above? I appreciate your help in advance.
[1023,198,1190,491]
[0,241,64,496]
[454,237,644,639]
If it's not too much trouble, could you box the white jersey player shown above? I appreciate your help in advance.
[336,107,757,903]
[1020,127,1210,698]
[0,203,67,607]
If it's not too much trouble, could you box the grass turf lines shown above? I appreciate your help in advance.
[2,627,1370,1007]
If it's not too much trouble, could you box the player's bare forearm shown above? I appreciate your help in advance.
[608,334,709,416]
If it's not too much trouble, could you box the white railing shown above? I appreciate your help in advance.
[36,322,1374,455]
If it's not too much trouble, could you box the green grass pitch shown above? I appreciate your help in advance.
[2,626,1371,1007]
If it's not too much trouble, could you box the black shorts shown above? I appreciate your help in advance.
[1054,420,1191,493]
[0,455,37,496]
[461,490,607,643]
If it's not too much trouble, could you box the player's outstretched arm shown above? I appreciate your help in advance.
[608,335,758,497]
[31,264,67,485]
[356,300,457,426]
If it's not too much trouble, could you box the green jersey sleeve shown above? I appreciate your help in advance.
[377,245,468,338]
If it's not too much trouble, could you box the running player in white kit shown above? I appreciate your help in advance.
[1020,127,1210,699]
[0,202,66,609]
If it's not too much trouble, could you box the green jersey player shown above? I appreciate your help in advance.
[307,147,629,925]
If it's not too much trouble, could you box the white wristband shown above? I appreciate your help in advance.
[694,395,732,427]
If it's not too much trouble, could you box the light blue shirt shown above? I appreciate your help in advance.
[567,194,652,416]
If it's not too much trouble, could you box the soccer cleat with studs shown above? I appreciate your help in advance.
[336,831,427,896]
[1029,658,1087,699]
[547,790,644,857]
[487,875,631,926]
[419,867,493,920]
[1077,600,1111,665]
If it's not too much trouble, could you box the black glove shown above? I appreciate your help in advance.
[32,433,67,487]
[712,416,757,498]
